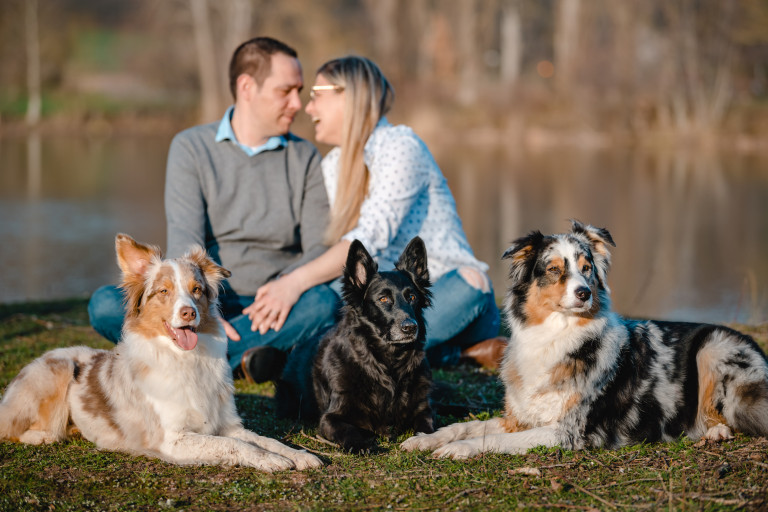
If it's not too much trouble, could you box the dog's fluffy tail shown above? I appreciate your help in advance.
[729,371,768,438]
[696,330,768,438]
[0,349,80,444]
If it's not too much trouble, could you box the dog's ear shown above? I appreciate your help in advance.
[116,233,163,317]
[342,240,378,304]
[502,230,545,285]
[395,237,430,283]
[116,233,162,278]
[570,220,615,286]
[186,245,231,299]
[395,236,432,306]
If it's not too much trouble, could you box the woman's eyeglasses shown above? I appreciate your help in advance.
[309,84,343,100]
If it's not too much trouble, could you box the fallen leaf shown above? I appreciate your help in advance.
[509,467,542,477]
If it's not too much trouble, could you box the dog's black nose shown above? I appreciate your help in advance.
[400,319,417,336]
[575,287,591,302]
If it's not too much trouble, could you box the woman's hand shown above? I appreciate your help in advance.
[219,317,241,341]
[243,274,304,334]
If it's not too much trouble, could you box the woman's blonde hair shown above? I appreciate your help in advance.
[318,56,394,244]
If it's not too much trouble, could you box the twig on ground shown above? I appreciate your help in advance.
[566,480,618,509]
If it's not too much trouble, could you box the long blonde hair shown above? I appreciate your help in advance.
[319,56,395,244]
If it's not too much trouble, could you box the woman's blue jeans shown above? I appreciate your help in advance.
[422,269,501,367]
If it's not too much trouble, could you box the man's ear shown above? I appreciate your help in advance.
[236,73,256,100]
[342,240,377,305]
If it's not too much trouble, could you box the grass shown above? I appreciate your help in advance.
[1,299,767,511]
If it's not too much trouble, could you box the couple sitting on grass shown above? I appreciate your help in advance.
[88,36,505,381]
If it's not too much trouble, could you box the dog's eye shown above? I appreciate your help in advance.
[547,266,561,275]
[192,285,202,295]
[378,296,390,303]
[407,293,417,302]
[159,289,168,295]
[582,264,592,273]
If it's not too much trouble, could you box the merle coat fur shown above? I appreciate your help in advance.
[402,221,768,459]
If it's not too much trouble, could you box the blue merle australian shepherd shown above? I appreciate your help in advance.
[402,220,768,459]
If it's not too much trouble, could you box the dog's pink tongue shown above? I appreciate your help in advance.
[174,327,198,350]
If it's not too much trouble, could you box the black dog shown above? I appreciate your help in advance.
[276,237,435,452]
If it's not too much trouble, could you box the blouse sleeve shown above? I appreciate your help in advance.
[342,131,430,256]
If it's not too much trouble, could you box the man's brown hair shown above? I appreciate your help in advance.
[228,37,298,99]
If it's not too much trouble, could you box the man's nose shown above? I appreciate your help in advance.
[288,89,302,111]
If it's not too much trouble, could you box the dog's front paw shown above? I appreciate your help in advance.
[432,440,481,459]
[290,450,323,470]
[703,423,734,441]
[400,432,445,452]
[250,452,295,473]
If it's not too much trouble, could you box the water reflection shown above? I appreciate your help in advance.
[0,134,766,325]
[435,143,768,324]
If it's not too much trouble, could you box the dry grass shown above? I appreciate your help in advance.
[1,299,767,511]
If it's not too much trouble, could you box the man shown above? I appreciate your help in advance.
[88,37,339,381]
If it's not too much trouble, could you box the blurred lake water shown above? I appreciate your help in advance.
[1,133,767,324]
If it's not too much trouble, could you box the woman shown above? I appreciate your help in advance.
[244,56,503,376]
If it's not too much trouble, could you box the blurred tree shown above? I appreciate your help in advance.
[364,0,399,82]
[554,0,580,94]
[190,0,221,123]
[457,0,479,105]
[25,0,41,126]
[500,0,523,87]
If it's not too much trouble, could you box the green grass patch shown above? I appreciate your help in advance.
[1,299,767,510]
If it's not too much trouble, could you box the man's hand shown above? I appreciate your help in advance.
[220,317,241,341]
[243,274,304,334]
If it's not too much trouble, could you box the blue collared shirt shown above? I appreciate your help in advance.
[215,106,286,156]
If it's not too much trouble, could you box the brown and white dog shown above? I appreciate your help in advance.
[0,234,321,471]
[402,221,768,459]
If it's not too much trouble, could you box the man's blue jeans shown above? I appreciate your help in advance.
[87,284,340,372]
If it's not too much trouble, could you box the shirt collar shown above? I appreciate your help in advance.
[215,106,286,156]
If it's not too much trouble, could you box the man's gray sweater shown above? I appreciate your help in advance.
[165,122,329,297]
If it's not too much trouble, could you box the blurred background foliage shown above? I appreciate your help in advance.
[1,0,767,146]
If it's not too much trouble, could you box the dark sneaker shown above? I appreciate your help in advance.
[240,346,287,383]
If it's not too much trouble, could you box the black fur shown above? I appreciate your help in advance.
[276,238,435,452]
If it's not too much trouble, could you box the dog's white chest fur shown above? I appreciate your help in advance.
[122,333,232,435]
[504,314,612,425]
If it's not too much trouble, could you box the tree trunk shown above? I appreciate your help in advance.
[457,0,479,105]
[223,0,253,103]
[190,0,221,123]
[499,0,522,87]
[25,0,42,126]
[554,0,581,95]
[364,0,399,79]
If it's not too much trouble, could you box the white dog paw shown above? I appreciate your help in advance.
[291,450,323,470]
[252,453,295,473]
[432,441,480,460]
[703,423,734,441]
[400,433,445,452]
[19,430,58,445]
